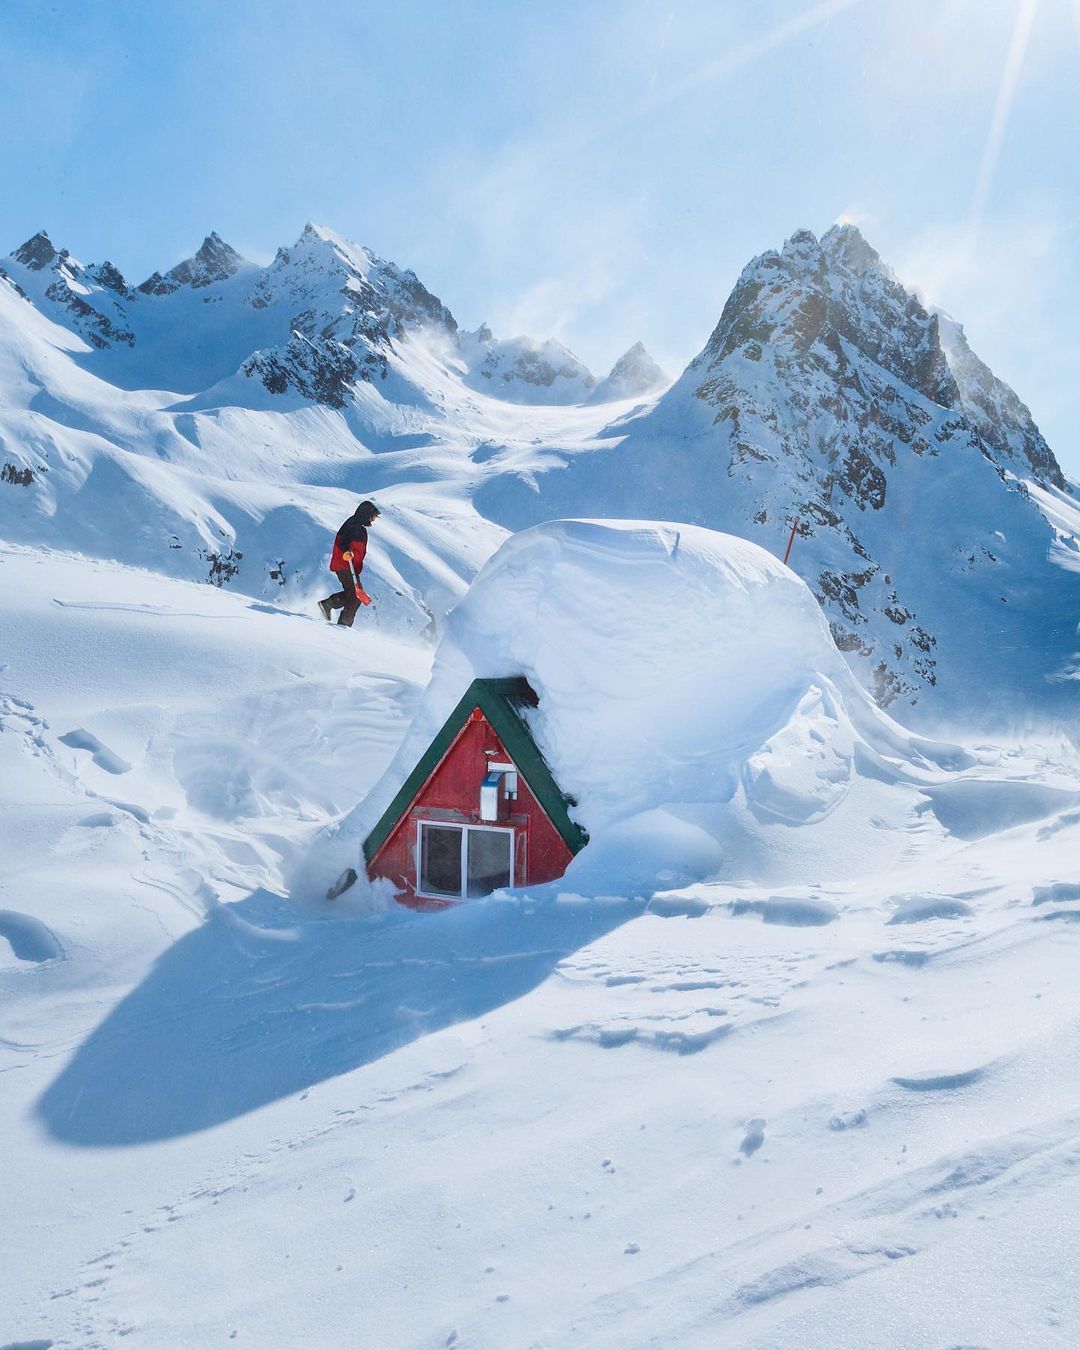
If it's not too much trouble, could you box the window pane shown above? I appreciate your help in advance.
[466,829,512,898]
[420,825,462,897]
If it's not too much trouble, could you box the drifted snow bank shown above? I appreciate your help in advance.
[316,520,970,901]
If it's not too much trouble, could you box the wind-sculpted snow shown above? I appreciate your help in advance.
[329,520,974,904]
[3,541,1080,1347]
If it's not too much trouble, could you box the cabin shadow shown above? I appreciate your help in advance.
[37,887,638,1147]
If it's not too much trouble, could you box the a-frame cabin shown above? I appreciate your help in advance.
[364,677,587,907]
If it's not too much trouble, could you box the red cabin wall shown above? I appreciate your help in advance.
[367,708,574,906]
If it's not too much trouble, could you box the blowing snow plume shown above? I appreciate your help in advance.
[311,519,975,905]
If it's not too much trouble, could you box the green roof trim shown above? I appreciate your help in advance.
[363,676,588,864]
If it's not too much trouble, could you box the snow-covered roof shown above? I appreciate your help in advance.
[330,519,967,901]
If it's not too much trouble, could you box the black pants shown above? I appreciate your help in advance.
[324,569,360,627]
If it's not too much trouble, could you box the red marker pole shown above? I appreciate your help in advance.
[782,516,800,568]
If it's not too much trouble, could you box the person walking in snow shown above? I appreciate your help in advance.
[319,500,380,626]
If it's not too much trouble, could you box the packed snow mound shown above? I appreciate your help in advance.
[325,519,968,901]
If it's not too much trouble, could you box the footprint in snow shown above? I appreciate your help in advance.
[740,1118,766,1157]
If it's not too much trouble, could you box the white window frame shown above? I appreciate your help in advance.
[414,820,515,902]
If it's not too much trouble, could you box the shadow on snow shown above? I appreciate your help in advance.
[36,889,639,1147]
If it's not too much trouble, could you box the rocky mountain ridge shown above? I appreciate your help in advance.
[2,222,660,408]
[0,218,1074,725]
[479,224,1076,718]
[588,341,670,403]
[138,230,247,295]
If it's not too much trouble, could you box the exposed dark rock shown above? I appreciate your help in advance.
[839,445,887,510]
[91,260,130,294]
[200,547,243,586]
[138,232,245,295]
[13,231,57,270]
[44,280,134,348]
[243,330,378,408]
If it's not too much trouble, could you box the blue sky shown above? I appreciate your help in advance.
[3,0,1078,472]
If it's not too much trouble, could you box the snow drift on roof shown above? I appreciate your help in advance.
[314,519,968,903]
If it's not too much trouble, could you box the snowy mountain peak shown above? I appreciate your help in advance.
[705,224,958,409]
[250,223,455,334]
[820,222,885,279]
[298,221,371,263]
[3,230,134,350]
[457,327,596,405]
[88,260,132,295]
[775,224,887,286]
[240,224,459,405]
[138,231,247,296]
[13,230,58,270]
[779,227,824,274]
[587,340,670,403]
[494,223,1076,714]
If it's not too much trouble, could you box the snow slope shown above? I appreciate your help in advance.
[479,227,1080,727]
[4,536,1080,1348]
[329,520,973,904]
[2,206,1079,1348]
[2,219,1075,726]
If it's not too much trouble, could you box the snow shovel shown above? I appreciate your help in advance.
[343,551,372,606]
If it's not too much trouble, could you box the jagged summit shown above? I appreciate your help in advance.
[0,214,1076,723]
[239,223,459,404]
[485,222,1077,715]
[13,230,58,271]
[457,327,596,405]
[701,223,1063,487]
[588,341,670,403]
[298,221,367,255]
[820,222,886,278]
[138,232,247,295]
[3,230,134,350]
[707,223,957,410]
[8,231,131,296]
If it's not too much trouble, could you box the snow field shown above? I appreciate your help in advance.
[2,211,1079,1349]
[337,520,976,904]
[2,527,1079,1347]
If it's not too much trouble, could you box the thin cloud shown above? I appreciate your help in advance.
[629,0,865,122]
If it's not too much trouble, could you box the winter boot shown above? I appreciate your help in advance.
[318,598,334,622]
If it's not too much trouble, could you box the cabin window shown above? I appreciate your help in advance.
[417,822,513,900]
[419,824,462,898]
